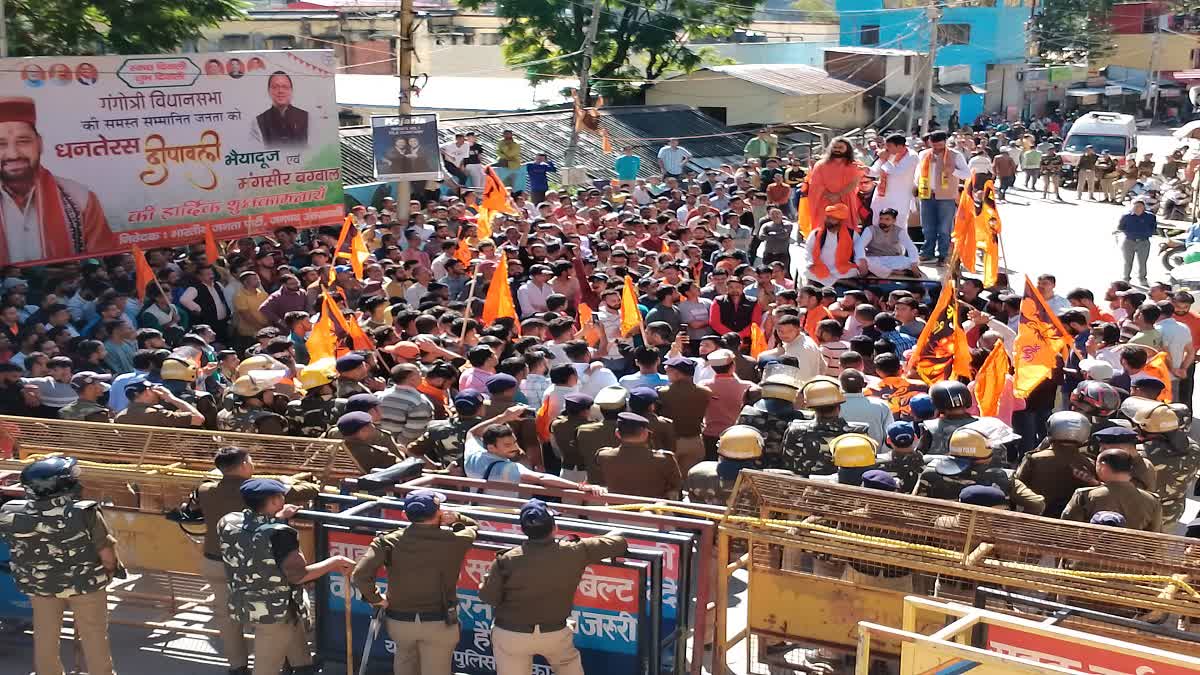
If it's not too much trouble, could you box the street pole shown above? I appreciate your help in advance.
[395,0,414,224]
[1145,15,1161,119]
[564,0,603,169]
[920,1,942,137]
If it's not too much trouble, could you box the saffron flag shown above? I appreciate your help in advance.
[796,181,812,238]
[476,208,493,241]
[578,303,602,346]
[534,395,553,442]
[481,251,518,325]
[750,323,768,357]
[909,274,972,385]
[306,297,341,363]
[1013,276,1071,398]
[325,291,374,351]
[619,275,641,337]
[974,340,1011,417]
[481,166,516,214]
[977,181,1003,287]
[1144,350,1174,402]
[132,245,154,301]
[329,215,355,283]
[952,185,978,272]
[661,239,670,255]
[204,223,219,265]
[348,230,370,280]
[453,239,473,270]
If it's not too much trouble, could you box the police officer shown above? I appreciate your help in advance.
[918,381,979,457]
[57,371,113,422]
[1090,426,1158,493]
[1123,396,1199,532]
[191,447,318,675]
[657,357,711,474]
[1062,449,1162,532]
[0,456,122,675]
[218,479,355,675]
[218,372,289,435]
[780,377,868,476]
[628,387,676,455]
[351,489,479,675]
[161,350,220,428]
[915,428,1045,514]
[878,421,924,493]
[828,433,878,485]
[114,380,206,428]
[595,412,683,499]
[1014,411,1094,518]
[287,359,339,436]
[479,499,628,675]
[408,392,487,472]
[737,363,806,470]
[550,393,596,483]
[575,386,627,484]
[331,411,404,472]
[334,352,375,399]
[1069,380,1123,455]
[685,425,763,506]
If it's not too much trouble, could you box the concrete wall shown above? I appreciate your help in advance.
[1097,32,1198,73]
[645,70,868,128]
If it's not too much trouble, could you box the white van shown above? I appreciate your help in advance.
[1060,111,1138,167]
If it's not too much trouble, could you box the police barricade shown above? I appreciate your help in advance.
[300,507,666,675]
[328,492,694,674]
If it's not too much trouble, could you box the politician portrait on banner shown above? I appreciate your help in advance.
[0,50,343,266]
[371,114,441,182]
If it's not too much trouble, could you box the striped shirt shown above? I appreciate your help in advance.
[377,385,435,446]
[819,340,851,375]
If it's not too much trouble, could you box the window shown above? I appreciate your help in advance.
[937,24,971,46]
[219,34,250,51]
[266,35,296,50]
[904,55,912,75]
[860,24,880,45]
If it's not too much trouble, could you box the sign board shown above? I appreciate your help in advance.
[370,114,441,181]
[986,624,1200,675]
[0,50,343,266]
[321,526,652,675]
[1105,85,1124,97]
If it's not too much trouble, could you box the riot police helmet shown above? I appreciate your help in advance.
[1046,411,1092,446]
[21,456,81,498]
[929,380,971,412]
[1069,381,1121,417]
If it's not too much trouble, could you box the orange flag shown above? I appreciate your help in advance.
[661,239,670,255]
[619,275,641,337]
[1013,276,1071,398]
[132,245,154,301]
[1143,350,1174,402]
[476,208,493,241]
[534,395,553,442]
[796,181,812,238]
[952,185,978,272]
[974,340,1011,417]
[348,230,370,280]
[204,224,219,265]
[908,273,971,385]
[481,251,518,325]
[306,297,340,363]
[481,166,516,214]
[750,323,768,357]
[977,181,1002,287]
[453,239,473,270]
[329,215,355,283]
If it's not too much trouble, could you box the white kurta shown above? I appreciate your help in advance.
[805,228,859,287]
[869,151,918,224]
[853,225,920,277]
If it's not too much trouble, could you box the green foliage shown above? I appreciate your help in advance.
[6,0,246,56]
[1033,0,1115,63]
[791,0,835,19]
[457,0,768,99]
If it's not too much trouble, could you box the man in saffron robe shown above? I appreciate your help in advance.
[805,204,860,287]
[806,137,866,231]
[0,96,113,265]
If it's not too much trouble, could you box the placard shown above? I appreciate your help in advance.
[371,114,441,181]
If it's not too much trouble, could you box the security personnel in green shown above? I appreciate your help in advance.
[218,478,355,675]
[550,393,596,483]
[218,372,289,435]
[351,489,479,675]
[287,359,339,437]
[879,421,924,493]
[575,385,628,484]
[1062,449,1162,532]
[737,362,807,470]
[685,425,763,506]
[479,499,628,675]
[914,427,1045,515]
[780,377,868,476]
[1014,411,1094,518]
[407,392,487,471]
[161,351,220,429]
[331,411,404,473]
[1122,395,1199,532]
[0,456,122,675]
[828,433,878,485]
[595,412,683,499]
[628,387,676,455]
[918,380,979,457]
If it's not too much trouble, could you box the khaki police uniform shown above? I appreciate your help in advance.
[1061,481,1162,532]
[595,442,683,499]
[323,427,405,473]
[656,381,711,474]
[645,412,677,455]
[352,515,480,675]
[574,419,619,484]
[113,401,196,427]
[550,415,591,480]
[479,534,628,675]
[1014,444,1095,518]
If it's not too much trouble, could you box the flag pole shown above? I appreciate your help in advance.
[461,261,482,343]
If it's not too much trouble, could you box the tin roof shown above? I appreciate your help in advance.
[696,64,867,96]
[338,104,754,186]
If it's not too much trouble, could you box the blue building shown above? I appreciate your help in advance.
[835,0,1032,123]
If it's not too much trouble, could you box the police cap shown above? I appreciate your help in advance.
[885,421,918,448]
[336,353,367,373]
[240,478,287,500]
[1131,375,1166,396]
[345,393,380,413]
[629,387,659,407]
[664,357,696,376]
[485,373,519,394]
[861,469,898,491]
[1092,426,1139,444]
[595,385,629,410]
[959,484,1008,507]
[519,498,558,528]
[563,393,594,414]
[337,411,375,436]
[1091,511,1127,527]
[453,392,484,414]
[403,489,446,520]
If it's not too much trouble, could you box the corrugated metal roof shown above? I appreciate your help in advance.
[704,64,867,96]
[824,46,927,57]
[337,104,753,187]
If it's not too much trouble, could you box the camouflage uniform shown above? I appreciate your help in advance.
[287,395,339,437]
[877,450,925,494]
[919,415,980,456]
[914,465,1046,514]
[1143,435,1200,531]
[217,405,289,435]
[684,461,737,506]
[406,415,481,468]
[737,399,810,470]
[780,417,869,477]
[218,509,310,625]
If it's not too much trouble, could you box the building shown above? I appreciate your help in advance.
[823,46,929,130]
[643,64,869,128]
[1094,2,1200,118]
[334,74,570,122]
[835,0,1033,123]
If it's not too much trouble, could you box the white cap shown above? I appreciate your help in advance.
[706,349,735,366]
[1079,358,1114,381]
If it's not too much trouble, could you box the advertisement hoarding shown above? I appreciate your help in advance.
[0,50,343,266]
[371,114,441,181]
[986,624,1199,675]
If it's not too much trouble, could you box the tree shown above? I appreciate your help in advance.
[457,0,769,100]
[5,0,245,57]
[1032,0,1115,64]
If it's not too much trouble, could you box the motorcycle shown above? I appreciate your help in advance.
[1161,237,1187,271]
[1161,180,1193,221]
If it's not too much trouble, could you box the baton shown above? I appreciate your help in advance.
[357,607,385,675]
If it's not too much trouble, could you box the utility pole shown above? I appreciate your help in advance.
[920,1,942,137]
[1145,13,1162,119]
[564,0,603,169]
[395,0,414,224]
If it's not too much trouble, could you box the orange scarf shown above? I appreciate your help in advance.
[876,149,910,198]
[917,149,950,200]
[0,167,86,265]
[808,225,855,280]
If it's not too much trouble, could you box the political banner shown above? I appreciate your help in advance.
[322,527,650,675]
[371,114,441,181]
[0,50,343,266]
